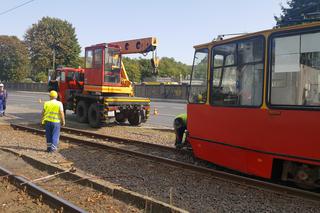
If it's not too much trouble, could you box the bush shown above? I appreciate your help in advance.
[35,72,48,83]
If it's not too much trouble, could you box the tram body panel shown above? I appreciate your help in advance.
[188,104,273,178]
[188,104,320,178]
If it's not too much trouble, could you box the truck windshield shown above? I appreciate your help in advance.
[104,47,121,84]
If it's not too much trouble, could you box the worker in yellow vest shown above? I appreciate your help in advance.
[41,90,65,153]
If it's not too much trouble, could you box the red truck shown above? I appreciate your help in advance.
[48,37,158,128]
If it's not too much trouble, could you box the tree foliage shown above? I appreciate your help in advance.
[0,36,30,82]
[24,17,81,78]
[275,0,320,27]
[158,57,190,80]
[122,57,141,83]
[138,58,155,80]
[122,57,191,83]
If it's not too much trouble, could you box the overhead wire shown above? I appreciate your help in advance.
[0,0,35,16]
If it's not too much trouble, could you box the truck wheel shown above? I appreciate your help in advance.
[128,111,142,126]
[115,112,126,123]
[88,103,103,128]
[76,101,88,123]
[63,104,67,116]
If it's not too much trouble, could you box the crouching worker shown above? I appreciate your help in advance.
[41,90,65,153]
[173,113,187,149]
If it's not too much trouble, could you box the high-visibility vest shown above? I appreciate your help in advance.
[43,100,61,123]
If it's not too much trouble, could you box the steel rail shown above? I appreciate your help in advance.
[11,123,320,202]
[0,164,87,213]
[60,126,187,154]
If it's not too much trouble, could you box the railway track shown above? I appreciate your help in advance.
[0,147,185,213]
[11,123,320,203]
[0,163,86,213]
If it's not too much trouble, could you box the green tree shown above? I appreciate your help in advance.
[275,0,320,27]
[122,57,141,83]
[138,58,155,80]
[0,36,30,82]
[24,17,81,79]
[122,56,191,82]
[158,57,191,80]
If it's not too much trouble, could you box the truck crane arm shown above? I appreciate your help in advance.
[109,37,159,73]
[109,37,158,55]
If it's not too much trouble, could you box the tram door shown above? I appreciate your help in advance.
[265,30,320,160]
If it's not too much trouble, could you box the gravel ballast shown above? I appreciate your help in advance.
[0,125,320,212]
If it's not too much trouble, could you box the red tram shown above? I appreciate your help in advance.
[188,22,320,188]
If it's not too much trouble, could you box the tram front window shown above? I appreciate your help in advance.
[189,49,209,103]
[271,31,320,107]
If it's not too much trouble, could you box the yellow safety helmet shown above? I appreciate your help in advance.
[49,90,58,98]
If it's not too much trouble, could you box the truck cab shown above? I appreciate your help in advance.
[83,43,133,95]
[48,67,84,109]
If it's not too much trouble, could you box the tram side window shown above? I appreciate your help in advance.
[271,32,320,107]
[189,49,208,103]
[211,38,264,106]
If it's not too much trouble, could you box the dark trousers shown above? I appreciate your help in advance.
[45,122,61,152]
[175,127,186,146]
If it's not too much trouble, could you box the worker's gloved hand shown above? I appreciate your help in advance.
[61,121,66,127]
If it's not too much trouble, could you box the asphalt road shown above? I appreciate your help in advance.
[5,90,186,128]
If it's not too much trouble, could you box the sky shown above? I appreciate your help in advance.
[0,0,287,65]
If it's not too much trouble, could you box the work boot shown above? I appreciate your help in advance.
[175,141,183,149]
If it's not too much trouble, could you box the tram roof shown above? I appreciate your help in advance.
[193,21,320,49]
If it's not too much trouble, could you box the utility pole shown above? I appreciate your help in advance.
[48,47,56,81]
